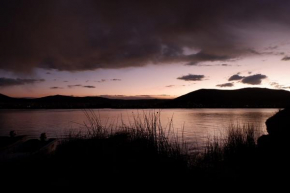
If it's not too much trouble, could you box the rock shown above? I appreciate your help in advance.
[257,108,290,153]
[256,108,290,184]
[265,108,290,136]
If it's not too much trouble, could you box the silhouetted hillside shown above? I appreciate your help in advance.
[1,88,290,108]
[0,93,14,101]
[172,88,290,108]
[0,94,168,109]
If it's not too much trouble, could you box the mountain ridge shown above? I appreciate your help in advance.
[1,88,290,108]
[173,87,290,108]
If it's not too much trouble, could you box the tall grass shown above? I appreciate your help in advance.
[201,123,260,169]
[55,110,190,178]
[1,110,268,189]
[62,110,262,168]
[69,109,188,156]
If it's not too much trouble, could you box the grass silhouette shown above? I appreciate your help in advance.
[0,110,287,190]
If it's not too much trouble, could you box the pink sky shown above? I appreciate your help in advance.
[1,1,290,99]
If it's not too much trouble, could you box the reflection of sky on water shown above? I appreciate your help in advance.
[0,109,278,147]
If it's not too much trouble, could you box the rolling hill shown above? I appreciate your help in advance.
[172,88,290,108]
[1,88,290,108]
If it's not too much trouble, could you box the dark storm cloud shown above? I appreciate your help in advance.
[2,0,290,72]
[216,83,234,87]
[282,56,290,61]
[228,74,244,81]
[0,77,44,87]
[83,85,95,88]
[185,52,233,65]
[241,74,267,85]
[177,74,205,81]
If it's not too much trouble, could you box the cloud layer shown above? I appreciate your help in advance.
[68,84,95,88]
[228,73,267,85]
[228,74,244,81]
[241,74,267,85]
[50,86,63,89]
[282,56,290,61]
[83,85,95,88]
[0,77,44,87]
[177,74,205,81]
[1,0,290,72]
[216,83,234,87]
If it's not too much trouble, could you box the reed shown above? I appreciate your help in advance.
[1,110,269,189]
[54,110,190,182]
[200,123,261,171]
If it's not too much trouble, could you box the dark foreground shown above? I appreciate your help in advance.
[1,133,289,190]
[1,109,290,190]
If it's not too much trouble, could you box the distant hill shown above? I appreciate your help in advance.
[1,88,290,109]
[36,95,110,103]
[0,93,168,109]
[0,93,15,101]
[172,88,290,108]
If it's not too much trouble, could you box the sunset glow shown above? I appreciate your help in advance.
[1,0,290,98]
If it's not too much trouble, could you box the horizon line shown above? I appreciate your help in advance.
[1,87,288,100]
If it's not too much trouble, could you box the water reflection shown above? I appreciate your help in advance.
[0,109,278,146]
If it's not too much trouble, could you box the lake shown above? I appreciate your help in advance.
[0,109,278,149]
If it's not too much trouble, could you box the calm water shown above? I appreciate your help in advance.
[0,109,278,148]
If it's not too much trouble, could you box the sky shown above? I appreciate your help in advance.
[1,0,290,99]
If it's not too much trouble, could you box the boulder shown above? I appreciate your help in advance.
[257,108,290,153]
[265,108,290,136]
[256,108,290,185]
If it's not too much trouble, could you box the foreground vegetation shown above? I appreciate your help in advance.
[1,110,289,189]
